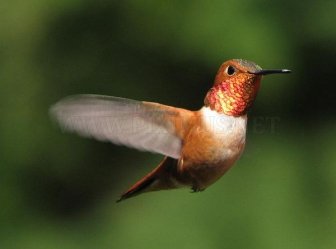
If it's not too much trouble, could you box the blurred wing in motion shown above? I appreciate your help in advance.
[50,95,193,158]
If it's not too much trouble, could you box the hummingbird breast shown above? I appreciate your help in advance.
[200,106,247,158]
[177,107,247,189]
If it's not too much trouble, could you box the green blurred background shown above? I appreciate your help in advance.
[1,0,336,248]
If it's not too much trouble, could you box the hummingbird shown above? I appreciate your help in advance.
[50,59,290,202]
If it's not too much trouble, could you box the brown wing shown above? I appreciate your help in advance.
[50,94,194,159]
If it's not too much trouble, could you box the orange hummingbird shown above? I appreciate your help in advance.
[50,59,290,202]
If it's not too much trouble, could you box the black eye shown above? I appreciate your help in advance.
[226,65,236,76]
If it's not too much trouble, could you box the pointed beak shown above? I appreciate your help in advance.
[251,69,291,75]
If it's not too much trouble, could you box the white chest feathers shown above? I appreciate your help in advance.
[201,106,247,147]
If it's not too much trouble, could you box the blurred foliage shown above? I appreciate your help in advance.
[1,0,336,249]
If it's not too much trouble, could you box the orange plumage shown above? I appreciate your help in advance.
[50,59,290,202]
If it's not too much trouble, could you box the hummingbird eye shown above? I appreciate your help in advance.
[226,65,236,76]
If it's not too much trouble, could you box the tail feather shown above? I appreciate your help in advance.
[117,172,158,202]
[117,157,178,202]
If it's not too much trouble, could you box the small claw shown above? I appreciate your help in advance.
[190,186,205,193]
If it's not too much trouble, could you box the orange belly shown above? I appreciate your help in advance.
[176,109,247,190]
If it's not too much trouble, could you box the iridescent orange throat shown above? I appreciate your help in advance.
[204,74,261,116]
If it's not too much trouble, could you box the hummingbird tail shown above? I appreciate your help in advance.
[117,157,178,202]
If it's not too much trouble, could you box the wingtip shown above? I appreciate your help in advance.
[48,103,62,127]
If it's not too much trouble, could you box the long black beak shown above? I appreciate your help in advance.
[251,69,291,75]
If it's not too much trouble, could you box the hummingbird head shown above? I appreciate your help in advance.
[204,59,290,116]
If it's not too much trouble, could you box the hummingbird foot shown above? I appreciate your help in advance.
[190,185,205,193]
